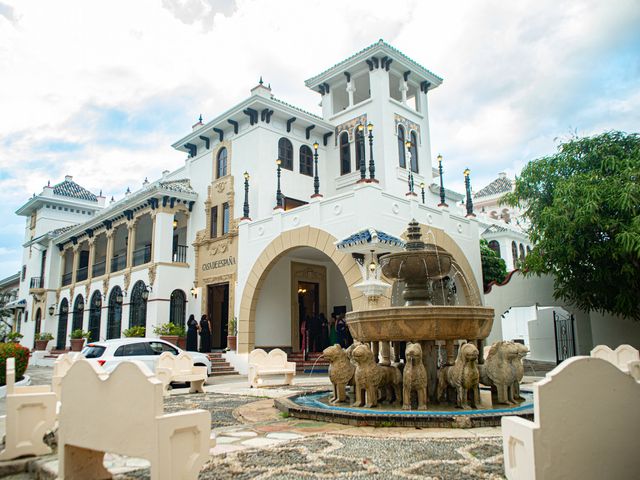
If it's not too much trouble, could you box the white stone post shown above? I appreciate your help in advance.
[153,212,174,264]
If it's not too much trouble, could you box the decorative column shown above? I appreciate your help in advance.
[105,229,114,274]
[345,72,354,107]
[379,341,391,366]
[400,78,408,104]
[464,168,475,217]
[87,237,96,281]
[357,125,366,182]
[241,172,251,220]
[71,245,79,284]
[274,159,283,209]
[126,219,137,268]
[152,211,174,264]
[437,154,448,207]
[367,123,376,181]
[405,141,416,196]
[311,143,322,198]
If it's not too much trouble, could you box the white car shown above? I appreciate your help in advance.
[81,338,212,376]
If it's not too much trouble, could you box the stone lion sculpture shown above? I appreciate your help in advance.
[402,342,428,410]
[479,340,520,405]
[351,344,402,408]
[323,344,355,404]
[511,343,528,401]
[437,342,480,409]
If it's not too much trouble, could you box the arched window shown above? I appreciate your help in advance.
[355,126,365,172]
[299,145,313,176]
[511,241,518,267]
[339,132,351,175]
[216,147,228,178]
[72,295,85,332]
[526,245,531,255]
[88,290,102,342]
[397,125,406,168]
[278,138,293,170]
[107,286,123,339]
[57,298,69,349]
[488,240,501,258]
[129,281,148,329]
[34,308,42,338]
[169,290,187,328]
[410,131,419,173]
[519,243,525,261]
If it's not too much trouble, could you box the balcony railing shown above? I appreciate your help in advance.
[29,276,43,289]
[132,245,152,267]
[61,272,73,286]
[76,266,88,282]
[173,245,187,263]
[111,254,127,273]
[92,259,106,277]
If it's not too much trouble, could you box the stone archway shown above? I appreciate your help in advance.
[237,226,362,354]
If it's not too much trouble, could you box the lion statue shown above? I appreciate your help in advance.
[351,344,402,408]
[403,342,428,410]
[479,340,520,405]
[511,343,528,401]
[323,344,355,404]
[437,342,480,409]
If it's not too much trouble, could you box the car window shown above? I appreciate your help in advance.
[114,343,151,356]
[148,341,178,355]
[82,345,106,358]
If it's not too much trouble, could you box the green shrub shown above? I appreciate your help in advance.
[35,332,54,341]
[153,323,185,337]
[0,343,30,386]
[123,326,146,338]
[70,329,90,339]
[6,331,23,342]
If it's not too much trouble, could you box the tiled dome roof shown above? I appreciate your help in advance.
[52,178,98,202]
[474,175,513,199]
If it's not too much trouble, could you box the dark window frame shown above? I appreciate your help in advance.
[278,138,294,171]
[128,281,148,329]
[216,147,228,178]
[222,202,230,235]
[339,132,351,175]
[299,145,313,176]
[210,206,218,238]
[397,125,406,169]
[410,131,419,173]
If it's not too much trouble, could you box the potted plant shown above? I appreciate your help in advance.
[227,317,237,351]
[123,326,146,338]
[69,329,90,351]
[6,331,23,343]
[176,326,187,350]
[34,332,54,351]
[153,323,183,347]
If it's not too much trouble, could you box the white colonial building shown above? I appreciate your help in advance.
[12,40,507,372]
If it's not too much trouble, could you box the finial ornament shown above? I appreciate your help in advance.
[259,76,263,85]
[198,114,203,123]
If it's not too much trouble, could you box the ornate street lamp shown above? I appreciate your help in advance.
[405,140,415,195]
[464,168,475,217]
[48,305,55,316]
[357,124,366,181]
[367,123,376,181]
[275,159,283,209]
[420,182,425,204]
[311,142,322,198]
[437,154,448,207]
[141,284,152,301]
[241,171,251,220]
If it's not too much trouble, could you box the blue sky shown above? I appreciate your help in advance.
[0,0,639,279]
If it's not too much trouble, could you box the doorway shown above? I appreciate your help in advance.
[298,281,319,352]
[207,283,229,350]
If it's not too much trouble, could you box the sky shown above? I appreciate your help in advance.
[0,0,638,279]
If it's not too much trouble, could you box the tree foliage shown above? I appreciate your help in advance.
[480,239,507,290]
[503,131,640,320]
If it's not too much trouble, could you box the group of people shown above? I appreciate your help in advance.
[302,312,352,353]
[186,314,212,353]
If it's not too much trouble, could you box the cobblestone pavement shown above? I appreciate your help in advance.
[164,392,257,429]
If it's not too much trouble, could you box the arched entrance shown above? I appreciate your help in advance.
[34,308,42,349]
[57,298,69,349]
[88,291,103,342]
[169,290,186,328]
[129,281,148,329]
[107,286,123,339]
[237,226,363,354]
[72,295,85,332]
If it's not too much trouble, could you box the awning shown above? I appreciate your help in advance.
[4,299,26,310]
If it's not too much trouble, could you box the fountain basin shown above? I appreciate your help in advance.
[346,305,494,342]
[380,248,453,282]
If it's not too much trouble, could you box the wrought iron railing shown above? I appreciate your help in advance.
[173,245,187,263]
[61,272,73,286]
[111,254,127,273]
[92,259,106,277]
[76,266,88,282]
[132,245,152,267]
[29,276,43,289]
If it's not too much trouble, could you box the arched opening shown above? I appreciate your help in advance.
[129,281,148,329]
[519,243,526,261]
[409,131,419,173]
[107,286,123,339]
[339,132,351,175]
[397,125,406,168]
[111,224,128,272]
[75,240,90,282]
[34,308,42,348]
[216,147,228,178]
[57,298,69,349]
[88,290,103,342]
[169,289,186,328]
[299,145,313,176]
[512,241,518,268]
[72,295,85,332]
[488,240,501,258]
[278,138,293,171]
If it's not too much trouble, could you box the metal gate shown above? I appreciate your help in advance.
[553,310,576,364]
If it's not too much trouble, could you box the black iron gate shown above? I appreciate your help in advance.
[553,310,576,364]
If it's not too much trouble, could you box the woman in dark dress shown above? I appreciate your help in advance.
[199,314,211,353]
[186,314,198,351]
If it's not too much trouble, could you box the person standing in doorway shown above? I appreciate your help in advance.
[328,313,338,346]
[335,314,347,347]
[199,314,211,353]
[186,314,199,351]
